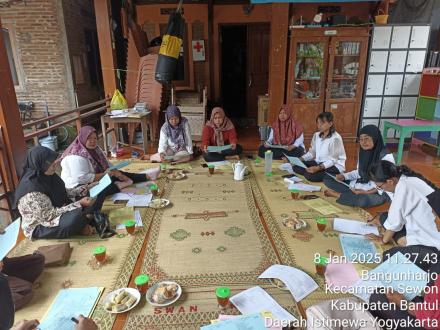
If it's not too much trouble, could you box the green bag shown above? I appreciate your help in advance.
[110,89,128,110]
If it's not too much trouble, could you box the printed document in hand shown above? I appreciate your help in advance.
[0,218,20,260]
[258,264,318,302]
[89,174,112,198]
[267,143,289,150]
[325,172,351,188]
[283,154,307,168]
[207,145,232,153]
[333,218,379,236]
[230,286,297,322]
[108,160,130,171]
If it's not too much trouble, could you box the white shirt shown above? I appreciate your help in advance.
[383,176,439,249]
[158,121,193,155]
[61,155,104,189]
[302,131,346,172]
[344,153,395,191]
[265,128,305,149]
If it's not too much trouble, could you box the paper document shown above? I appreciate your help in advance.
[89,174,112,198]
[108,160,130,171]
[126,193,153,207]
[201,313,267,330]
[302,198,342,215]
[230,286,297,322]
[259,264,318,302]
[207,145,232,153]
[206,160,231,168]
[369,252,428,300]
[325,262,360,289]
[0,218,20,260]
[325,172,351,189]
[267,143,289,150]
[287,183,321,192]
[339,234,378,263]
[279,163,294,174]
[115,210,143,230]
[39,287,103,330]
[333,218,379,236]
[283,154,306,168]
[212,314,282,330]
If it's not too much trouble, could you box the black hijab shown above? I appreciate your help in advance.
[14,146,70,209]
[0,273,14,329]
[427,190,440,217]
[358,125,387,184]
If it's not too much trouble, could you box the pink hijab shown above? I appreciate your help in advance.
[61,126,109,173]
[206,107,235,146]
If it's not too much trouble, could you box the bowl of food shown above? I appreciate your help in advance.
[146,281,182,307]
[148,199,170,209]
[103,288,140,314]
[167,171,186,180]
[282,217,307,231]
[269,278,288,291]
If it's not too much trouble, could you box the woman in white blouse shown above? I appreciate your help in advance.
[293,112,346,182]
[324,125,394,207]
[148,105,193,163]
[367,160,439,249]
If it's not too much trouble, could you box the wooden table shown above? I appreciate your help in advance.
[382,119,440,164]
[100,112,152,155]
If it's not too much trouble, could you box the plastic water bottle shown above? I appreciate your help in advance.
[264,150,273,176]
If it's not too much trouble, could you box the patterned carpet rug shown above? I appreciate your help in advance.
[124,162,301,329]
[248,159,382,309]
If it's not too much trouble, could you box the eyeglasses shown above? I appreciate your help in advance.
[374,182,385,194]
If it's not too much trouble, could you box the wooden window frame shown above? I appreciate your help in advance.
[1,24,24,92]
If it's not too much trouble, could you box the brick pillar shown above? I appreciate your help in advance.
[0,18,27,185]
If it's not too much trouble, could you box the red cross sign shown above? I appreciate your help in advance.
[191,40,205,62]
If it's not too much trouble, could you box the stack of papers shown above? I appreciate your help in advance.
[283,177,302,184]
[279,163,294,174]
[126,194,153,207]
[333,218,379,236]
[258,264,318,302]
[302,198,342,215]
[230,286,297,322]
[287,183,321,192]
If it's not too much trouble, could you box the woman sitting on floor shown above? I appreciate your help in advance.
[60,126,159,197]
[258,104,305,160]
[202,107,242,162]
[148,105,193,163]
[293,112,346,182]
[323,124,394,207]
[366,160,439,249]
[15,146,99,239]
[368,190,440,330]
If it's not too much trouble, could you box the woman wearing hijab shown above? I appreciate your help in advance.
[60,126,159,195]
[323,125,394,207]
[14,146,98,239]
[368,190,440,330]
[258,105,305,159]
[202,107,242,162]
[148,105,193,163]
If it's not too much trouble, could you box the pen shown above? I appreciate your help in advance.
[71,317,79,324]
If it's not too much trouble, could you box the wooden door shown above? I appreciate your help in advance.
[247,24,270,120]
[287,36,329,138]
[325,36,368,139]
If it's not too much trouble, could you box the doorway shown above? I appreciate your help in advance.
[220,23,270,126]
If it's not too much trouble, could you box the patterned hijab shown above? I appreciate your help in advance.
[61,126,109,173]
[358,125,387,184]
[272,105,303,145]
[162,105,188,150]
[206,107,235,146]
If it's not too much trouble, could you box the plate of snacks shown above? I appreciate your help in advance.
[167,171,186,180]
[148,199,170,209]
[103,288,140,314]
[269,278,288,291]
[282,217,307,231]
[146,281,182,307]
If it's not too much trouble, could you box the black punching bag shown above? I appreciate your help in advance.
[155,10,185,84]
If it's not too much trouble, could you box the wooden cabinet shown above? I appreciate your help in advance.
[287,27,369,139]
